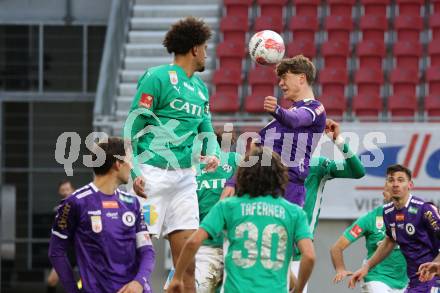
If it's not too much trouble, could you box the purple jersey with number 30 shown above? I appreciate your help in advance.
[383,195,440,291]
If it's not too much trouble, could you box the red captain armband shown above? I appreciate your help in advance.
[349,224,363,238]
[139,93,154,109]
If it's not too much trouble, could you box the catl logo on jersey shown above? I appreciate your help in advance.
[170,99,203,117]
[91,215,102,233]
[168,71,178,85]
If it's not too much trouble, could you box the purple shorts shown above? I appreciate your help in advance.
[284,181,306,207]
[405,280,440,292]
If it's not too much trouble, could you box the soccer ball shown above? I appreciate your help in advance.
[249,30,285,65]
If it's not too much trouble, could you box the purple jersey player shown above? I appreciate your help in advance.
[259,55,326,206]
[49,137,155,293]
[349,164,440,292]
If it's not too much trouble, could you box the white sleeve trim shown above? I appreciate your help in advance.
[299,106,316,122]
[51,229,68,239]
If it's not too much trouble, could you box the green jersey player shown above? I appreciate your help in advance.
[330,189,408,292]
[167,147,315,293]
[124,17,220,292]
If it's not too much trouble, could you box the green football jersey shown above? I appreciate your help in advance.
[197,151,240,247]
[343,206,408,289]
[201,194,313,293]
[124,64,218,176]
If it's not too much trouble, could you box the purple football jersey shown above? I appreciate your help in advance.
[383,195,440,289]
[258,99,326,205]
[49,183,155,293]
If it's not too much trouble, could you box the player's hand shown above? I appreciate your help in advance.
[201,155,219,172]
[348,265,368,288]
[220,186,235,200]
[325,119,340,141]
[333,269,353,283]
[116,280,143,293]
[166,278,184,293]
[263,96,278,113]
[133,176,147,199]
[418,262,440,282]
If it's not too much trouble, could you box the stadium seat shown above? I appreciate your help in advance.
[425,94,440,118]
[289,16,318,43]
[293,0,320,17]
[248,66,278,95]
[320,68,348,97]
[393,41,422,70]
[254,16,284,33]
[318,94,346,119]
[224,0,253,20]
[430,14,440,41]
[325,16,353,42]
[355,68,383,96]
[220,15,248,44]
[433,0,440,14]
[394,15,423,42]
[360,0,390,17]
[257,0,287,20]
[388,94,417,120]
[210,92,241,113]
[212,68,242,94]
[359,15,387,42]
[327,0,355,16]
[429,41,440,66]
[216,41,246,70]
[287,41,316,59]
[426,66,440,95]
[390,68,418,96]
[352,94,382,120]
[322,41,350,69]
[396,0,423,16]
[356,41,385,70]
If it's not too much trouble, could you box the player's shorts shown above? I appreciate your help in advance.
[195,245,224,293]
[291,260,309,293]
[284,182,306,207]
[361,281,405,293]
[137,164,199,237]
[404,280,440,292]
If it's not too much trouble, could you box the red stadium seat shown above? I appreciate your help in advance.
[390,68,418,96]
[210,92,240,113]
[429,41,440,66]
[355,68,383,96]
[425,95,440,118]
[352,94,382,120]
[356,41,385,70]
[224,0,253,19]
[359,15,387,42]
[216,41,246,70]
[360,0,390,17]
[287,41,316,59]
[426,66,440,95]
[248,66,278,95]
[433,0,440,14]
[430,14,440,41]
[328,0,355,16]
[322,41,350,69]
[394,15,423,42]
[254,16,284,33]
[212,68,242,94]
[319,94,346,119]
[396,0,423,16]
[220,16,248,44]
[257,0,287,20]
[388,95,417,120]
[289,16,318,43]
[393,41,422,70]
[320,68,348,97]
[325,16,353,42]
[293,0,320,17]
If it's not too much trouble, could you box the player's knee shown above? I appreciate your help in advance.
[47,274,58,287]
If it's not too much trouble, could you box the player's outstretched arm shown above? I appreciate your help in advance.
[295,238,315,293]
[167,229,209,293]
[264,96,315,129]
[330,236,353,283]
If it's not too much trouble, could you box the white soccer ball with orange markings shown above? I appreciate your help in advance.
[249,30,285,65]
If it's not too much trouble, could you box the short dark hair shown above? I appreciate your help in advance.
[92,137,126,176]
[236,146,288,198]
[163,16,212,55]
[386,164,412,180]
[58,179,73,189]
[276,54,316,85]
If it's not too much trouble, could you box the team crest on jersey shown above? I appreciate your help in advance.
[375,216,384,230]
[406,223,415,235]
[222,164,232,173]
[122,211,136,227]
[168,71,178,85]
[91,215,102,233]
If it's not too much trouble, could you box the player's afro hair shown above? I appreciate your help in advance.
[237,146,288,198]
[163,16,212,55]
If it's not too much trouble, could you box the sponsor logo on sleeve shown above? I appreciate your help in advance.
[424,210,440,231]
[315,104,325,115]
[136,231,152,248]
[57,203,71,230]
[139,93,154,109]
[91,216,102,233]
[406,223,416,235]
[349,224,363,238]
[376,216,384,230]
[102,201,119,209]
[122,211,136,227]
